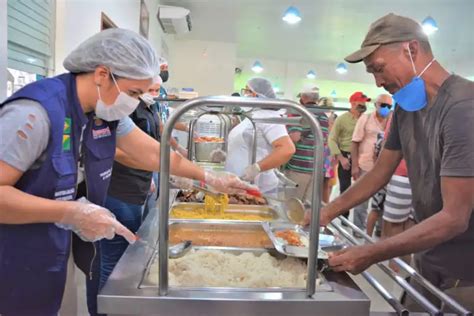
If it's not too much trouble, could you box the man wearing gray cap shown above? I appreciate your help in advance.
[320,13,474,311]
[286,85,332,203]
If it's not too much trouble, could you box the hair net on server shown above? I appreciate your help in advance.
[63,28,160,80]
[247,77,276,99]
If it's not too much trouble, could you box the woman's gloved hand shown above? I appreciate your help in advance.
[241,163,261,182]
[56,197,137,243]
[169,172,256,194]
[169,175,194,190]
[210,149,227,163]
[205,171,254,194]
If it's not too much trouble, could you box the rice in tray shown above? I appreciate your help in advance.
[148,250,307,288]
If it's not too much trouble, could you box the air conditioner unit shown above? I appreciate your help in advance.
[157,6,191,34]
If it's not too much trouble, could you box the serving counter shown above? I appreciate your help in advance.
[98,190,371,316]
[99,97,471,316]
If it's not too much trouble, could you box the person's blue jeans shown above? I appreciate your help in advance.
[99,195,143,290]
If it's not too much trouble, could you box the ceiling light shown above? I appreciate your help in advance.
[306,70,316,79]
[421,16,438,36]
[251,60,264,73]
[282,6,301,25]
[336,63,348,74]
[330,90,337,98]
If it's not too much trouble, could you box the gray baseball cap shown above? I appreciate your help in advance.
[345,13,429,63]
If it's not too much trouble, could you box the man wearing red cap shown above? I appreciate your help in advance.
[328,91,371,224]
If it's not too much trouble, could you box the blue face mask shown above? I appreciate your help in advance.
[393,49,435,112]
[378,106,391,118]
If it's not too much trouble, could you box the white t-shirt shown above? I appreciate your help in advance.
[225,110,289,192]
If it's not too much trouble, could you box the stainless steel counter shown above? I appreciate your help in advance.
[98,190,371,316]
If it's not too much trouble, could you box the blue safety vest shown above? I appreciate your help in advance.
[0,73,118,315]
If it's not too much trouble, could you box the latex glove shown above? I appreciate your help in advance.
[210,149,227,163]
[169,175,194,190]
[56,197,136,243]
[241,163,261,182]
[205,171,255,194]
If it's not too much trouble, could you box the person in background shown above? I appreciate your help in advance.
[365,96,394,237]
[285,85,332,203]
[99,88,161,290]
[351,94,391,234]
[146,80,187,154]
[318,96,337,201]
[380,113,415,272]
[228,92,244,127]
[365,129,387,237]
[328,91,371,220]
[224,78,295,193]
[142,80,187,221]
[321,13,473,311]
[0,28,252,315]
[158,57,169,98]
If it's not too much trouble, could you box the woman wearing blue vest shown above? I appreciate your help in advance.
[0,28,251,316]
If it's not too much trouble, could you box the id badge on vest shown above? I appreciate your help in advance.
[52,154,77,201]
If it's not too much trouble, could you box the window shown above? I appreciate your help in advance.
[7,0,55,76]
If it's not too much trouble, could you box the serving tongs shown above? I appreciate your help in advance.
[190,184,225,199]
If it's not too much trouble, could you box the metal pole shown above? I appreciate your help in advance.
[331,221,441,315]
[337,216,472,316]
[187,119,196,161]
[361,270,409,316]
[158,96,324,298]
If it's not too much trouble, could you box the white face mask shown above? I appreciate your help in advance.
[139,93,156,107]
[95,73,140,121]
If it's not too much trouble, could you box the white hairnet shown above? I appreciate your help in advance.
[152,75,163,85]
[247,77,276,99]
[63,28,160,80]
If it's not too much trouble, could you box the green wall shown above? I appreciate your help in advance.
[234,73,386,101]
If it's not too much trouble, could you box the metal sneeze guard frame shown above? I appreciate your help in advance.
[157,96,325,297]
[332,216,472,316]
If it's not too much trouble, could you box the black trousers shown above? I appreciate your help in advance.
[337,150,352,218]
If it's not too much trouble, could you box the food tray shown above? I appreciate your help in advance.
[140,247,332,292]
[262,222,345,259]
[170,202,279,222]
[196,161,226,172]
[169,220,273,248]
[176,190,267,205]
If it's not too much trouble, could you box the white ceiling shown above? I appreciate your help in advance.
[161,0,474,79]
